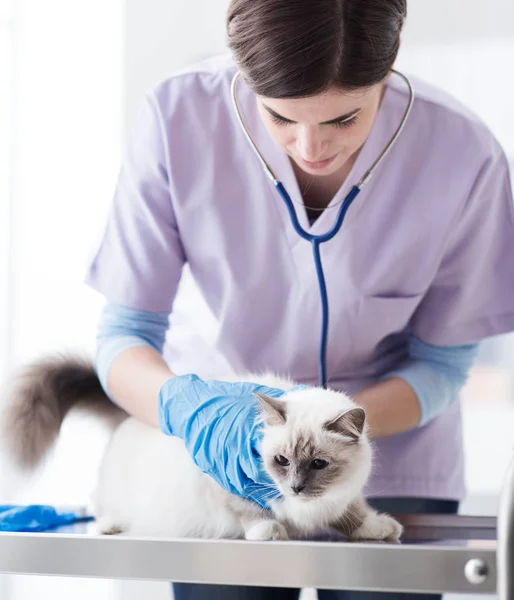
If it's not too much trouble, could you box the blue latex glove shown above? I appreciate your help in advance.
[0,505,93,532]
[158,374,305,508]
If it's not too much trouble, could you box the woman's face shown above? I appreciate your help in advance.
[256,84,384,177]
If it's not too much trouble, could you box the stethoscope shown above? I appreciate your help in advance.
[231,70,414,388]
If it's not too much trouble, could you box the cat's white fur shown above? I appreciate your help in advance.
[93,373,403,542]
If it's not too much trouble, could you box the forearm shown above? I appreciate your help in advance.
[94,303,173,428]
[353,377,420,439]
[354,335,479,440]
[107,345,172,427]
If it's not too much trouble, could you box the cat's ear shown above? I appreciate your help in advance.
[324,407,366,441]
[253,393,287,426]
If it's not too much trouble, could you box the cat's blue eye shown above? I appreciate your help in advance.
[274,455,290,467]
[311,459,329,470]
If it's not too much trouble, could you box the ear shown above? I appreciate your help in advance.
[324,407,366,441]
[253,393,287,426]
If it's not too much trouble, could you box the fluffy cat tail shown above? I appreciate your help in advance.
[1,354,127,470]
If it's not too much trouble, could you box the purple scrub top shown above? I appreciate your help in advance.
[86,55,514,500]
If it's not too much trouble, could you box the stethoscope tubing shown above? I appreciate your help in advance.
[231,70,414,387]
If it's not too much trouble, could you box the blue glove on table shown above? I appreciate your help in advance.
[158,374,297,508]
[0,505,93,532]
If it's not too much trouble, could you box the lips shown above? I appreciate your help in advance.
[299,154,336,170]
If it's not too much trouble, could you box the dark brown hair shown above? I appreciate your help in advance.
[227,0,406,98]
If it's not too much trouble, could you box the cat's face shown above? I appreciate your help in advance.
[255,390,372,502]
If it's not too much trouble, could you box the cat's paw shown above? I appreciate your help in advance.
[351,513,403,542]
[245,520,289,541]
[96,517,126,535]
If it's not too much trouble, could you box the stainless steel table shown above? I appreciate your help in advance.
[0,453,511,596]
[0,515,498,594]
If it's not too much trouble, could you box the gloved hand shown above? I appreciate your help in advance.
[158,374,297,508]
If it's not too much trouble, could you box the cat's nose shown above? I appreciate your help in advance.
[291,485,305,494]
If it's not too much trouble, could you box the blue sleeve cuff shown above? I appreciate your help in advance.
[95,303,170,396]
[381,333,480,426]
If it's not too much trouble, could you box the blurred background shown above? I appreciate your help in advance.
[0,0,513,598]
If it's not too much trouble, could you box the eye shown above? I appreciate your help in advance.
[274,455,290,467]
[311,459,329,470]
[331,115,358,130]
[270,114,358,129]
[270,114,294,127]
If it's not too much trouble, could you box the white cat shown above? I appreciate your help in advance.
[2,356,402,542]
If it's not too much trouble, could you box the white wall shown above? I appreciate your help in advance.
[0,2,16,379]
[401,0,514,43]
[124,0,230,136]
[6,0,124,368]
[1,1,124,598]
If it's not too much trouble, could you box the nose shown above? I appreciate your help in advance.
[296,126,326,162]
[291,484,305,495]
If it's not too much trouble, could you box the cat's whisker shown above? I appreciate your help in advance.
[248,489,279,497]
[245,480,280,493]
[247,488,281,503]
[245,481,276,489]
[249,495,278,504]
[343,508,361,532]
[245,485,270,497]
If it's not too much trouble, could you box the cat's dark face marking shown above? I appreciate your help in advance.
[255,393,367,499]
[265,430,358,498]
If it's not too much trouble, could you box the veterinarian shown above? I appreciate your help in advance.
[85,0,514,598]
